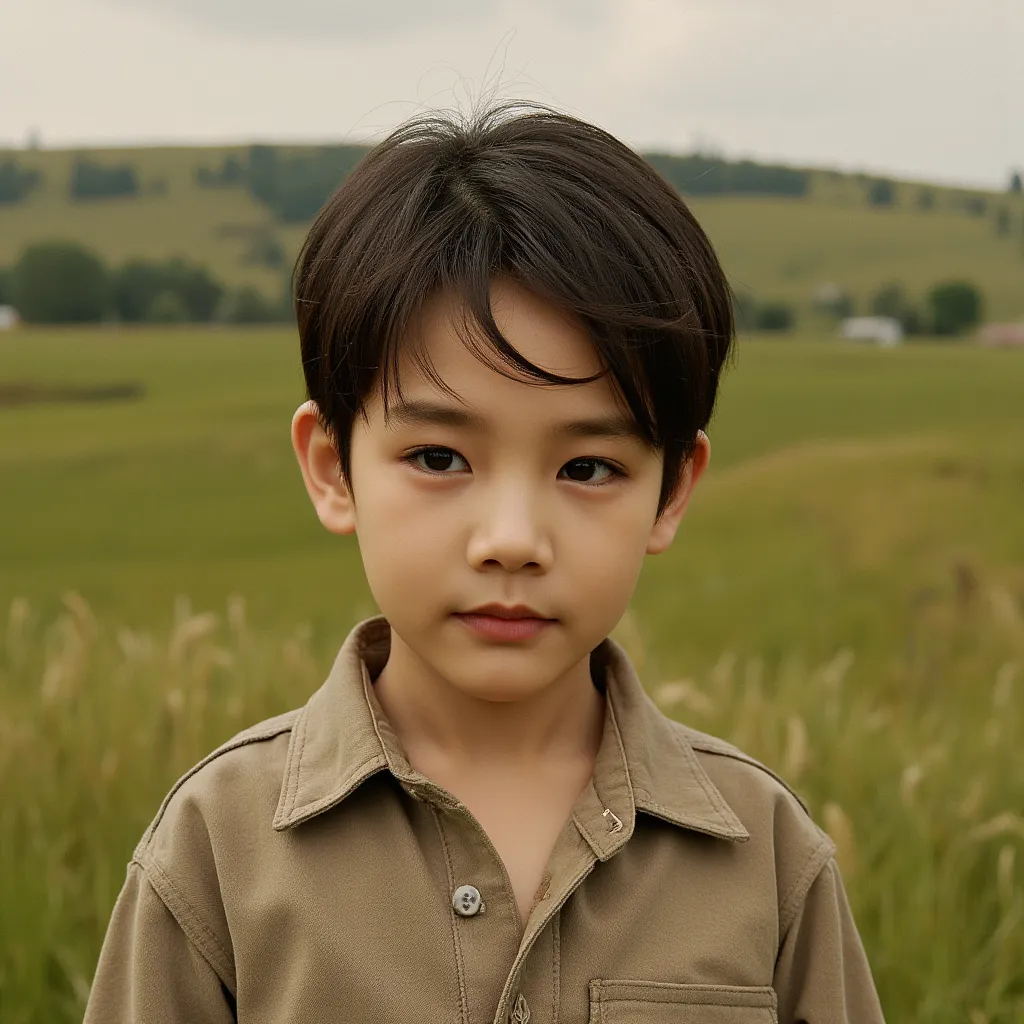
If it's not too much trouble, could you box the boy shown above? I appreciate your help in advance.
[84,104,885,1023]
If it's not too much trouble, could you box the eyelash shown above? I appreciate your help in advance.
[400,446,626,486]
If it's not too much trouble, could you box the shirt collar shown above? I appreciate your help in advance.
[272,614,749,846]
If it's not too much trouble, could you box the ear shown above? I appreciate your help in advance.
[290,401,357,536]
[645,430,710,555]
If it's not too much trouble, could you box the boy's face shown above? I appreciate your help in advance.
[292,279,708,704]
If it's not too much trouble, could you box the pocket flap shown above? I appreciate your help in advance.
[589,980,777,1023]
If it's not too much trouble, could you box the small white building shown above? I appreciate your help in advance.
[840,316,903,347]
[0,306,19,331]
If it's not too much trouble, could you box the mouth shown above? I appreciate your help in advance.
[452,611,556,642]
[458,603,554,621]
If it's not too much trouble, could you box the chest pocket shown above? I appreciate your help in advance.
[588,981,778,1024]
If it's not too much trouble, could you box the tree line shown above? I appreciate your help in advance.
[808,280,985,336]
[0,243,292,325]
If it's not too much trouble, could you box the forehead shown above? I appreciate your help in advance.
[383,279,622,416]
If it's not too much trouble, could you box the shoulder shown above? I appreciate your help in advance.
[669,719,837,928]
[133,708,300,864]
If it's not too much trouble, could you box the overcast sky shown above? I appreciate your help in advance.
[3,0,1021,189]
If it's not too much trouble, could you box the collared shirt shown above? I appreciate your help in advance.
[83,614,885,1023]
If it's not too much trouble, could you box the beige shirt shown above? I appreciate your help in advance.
[84,614,885,1023]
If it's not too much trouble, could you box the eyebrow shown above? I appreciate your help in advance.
[384,399,649,444]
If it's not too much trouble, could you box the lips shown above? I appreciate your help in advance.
[460,603,552,621]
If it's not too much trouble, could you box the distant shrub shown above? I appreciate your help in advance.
[870,282,924,335]
[0,159,42,204]
[959,195,988,218]
[927,281,983,336]
[11,243,110,323]
[644,153,809,197]
[866,178,895,207]
[1008,170,1021,195]
[753,302,796,332]
[219,285,289,324]
[994,207,1012,236]
[916,187,935,211]
[246,145,367,223]
[242,232,286,270]
[812,283,854,320]
[147,290,190,323]
[195,154,246,188]
[730,288,758,331]
[69,158,139,200]
[112,258,223,323]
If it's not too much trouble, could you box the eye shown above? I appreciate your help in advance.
[402,446,469,475]
[560,458,624,485]
[402,447,624,486]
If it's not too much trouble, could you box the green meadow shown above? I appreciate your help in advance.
[2,327,1023,1021]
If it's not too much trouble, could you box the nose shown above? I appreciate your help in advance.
[465,479,553,573]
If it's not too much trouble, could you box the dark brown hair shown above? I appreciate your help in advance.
[294,102,734,520]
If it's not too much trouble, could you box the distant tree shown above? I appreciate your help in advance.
[754,302,795,332]
[164,259,223,321]
[927,281,983,336]
[916,187,935,211]
[242,233,286,270]
[812,282,854,320]
[111,257,224,322]
[195,154,246,188]
[220,285,287,323]
[995,206,1012,236]
[246,144,367,223]
[960,195,987,218]
[730,288,758,331]
[0,159,42,204]
[69,158,139,199]
[112,260,171,322]
[11,243,110,323]
[1009,171,1023,195]
[644,153,809,197]
[866,178,895,207]
[147,290,190,323]
[870,282,924,335]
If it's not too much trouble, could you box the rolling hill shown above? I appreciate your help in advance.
[1,143,1022,322]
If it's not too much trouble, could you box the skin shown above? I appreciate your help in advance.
[291,277,709,786]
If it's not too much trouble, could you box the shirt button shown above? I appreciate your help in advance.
[510,993,531,1023]
[452,884,482,916]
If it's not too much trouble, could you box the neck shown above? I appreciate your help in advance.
[371,630,606,774]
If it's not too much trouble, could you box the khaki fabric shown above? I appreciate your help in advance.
[84,615,885,1023]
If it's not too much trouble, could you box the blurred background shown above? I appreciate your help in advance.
[1,2,1022,1021]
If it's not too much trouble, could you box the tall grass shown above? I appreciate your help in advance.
[1,586,1022,1023]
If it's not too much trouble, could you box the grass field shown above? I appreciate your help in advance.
[2,326,1023,1021]
[2,144,1023,321]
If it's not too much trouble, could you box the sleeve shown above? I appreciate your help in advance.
[773,855,886,1024]
[83,861,236,1024]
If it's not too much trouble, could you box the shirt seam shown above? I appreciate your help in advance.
[135,712,298,859]
[777,838,838,937]
[551,911,560,1024]
[133,852,236,994]
[678,726,813,817]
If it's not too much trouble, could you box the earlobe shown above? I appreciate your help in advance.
[290,401,357,536]
[645,430,710,555]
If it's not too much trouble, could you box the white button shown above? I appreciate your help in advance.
[452,884,482,916]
